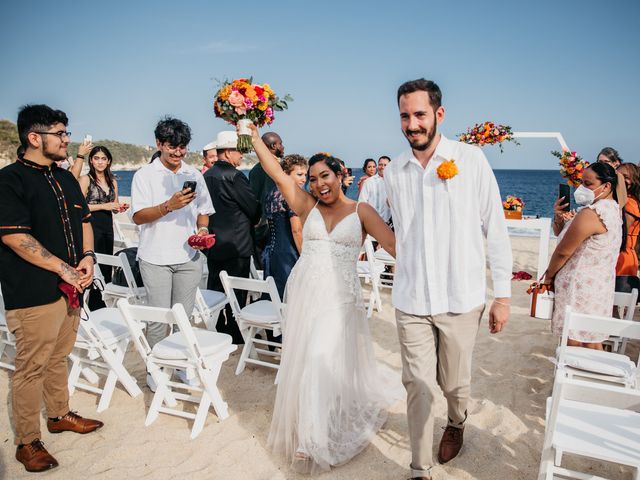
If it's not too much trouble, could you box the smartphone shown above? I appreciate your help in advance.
[183,180,197,194]
[84,134,92,143]
[346,167,353,177]
[558,184,571,212]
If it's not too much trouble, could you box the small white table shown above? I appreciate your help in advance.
[505,217,552,280]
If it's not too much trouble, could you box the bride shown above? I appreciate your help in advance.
[247,124,399,473]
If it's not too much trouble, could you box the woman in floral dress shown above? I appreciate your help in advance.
[545,162,622,349]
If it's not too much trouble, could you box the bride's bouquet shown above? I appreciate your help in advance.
[213,78,292,153]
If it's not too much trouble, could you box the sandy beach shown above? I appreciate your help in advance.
[1,236,637,479]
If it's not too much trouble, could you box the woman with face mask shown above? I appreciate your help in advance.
[544,162,622,349]
[244,123,400,474]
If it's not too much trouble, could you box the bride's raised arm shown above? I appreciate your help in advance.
[245,123,315,217]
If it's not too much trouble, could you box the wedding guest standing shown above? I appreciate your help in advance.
[0,104,103,473]
[615,163,640,277]
[79,146,128,310]
[357,158,377,192]
[262,154,307,298]
[597,146,623,169]
[546,162,621,349]
[359,155,391,223]
[385,79,512,480]
[201,140,218,174]
[131,117,214,352]
[205,131,261,344]
[249,131,283,267]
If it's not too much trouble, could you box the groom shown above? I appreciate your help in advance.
[384,79,512,479]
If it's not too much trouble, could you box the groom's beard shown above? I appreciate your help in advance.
[403,115,437,152]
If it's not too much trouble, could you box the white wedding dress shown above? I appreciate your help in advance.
[267,203,401,473]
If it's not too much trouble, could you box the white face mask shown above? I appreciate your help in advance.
[574,184,605,206]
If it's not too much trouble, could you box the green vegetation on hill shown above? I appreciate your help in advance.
[0,120,20,159]
[0,119,257,169]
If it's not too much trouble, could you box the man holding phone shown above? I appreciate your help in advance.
[131,117,214,350]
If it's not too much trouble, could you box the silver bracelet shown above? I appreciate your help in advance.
[494,300,511,307]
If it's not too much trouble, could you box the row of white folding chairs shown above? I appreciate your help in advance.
[539,306,640,479]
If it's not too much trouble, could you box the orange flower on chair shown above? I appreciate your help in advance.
[436,159,458,180]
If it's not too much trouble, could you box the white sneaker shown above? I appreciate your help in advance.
[146,373,157,393]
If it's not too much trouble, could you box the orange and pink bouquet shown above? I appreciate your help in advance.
[459,121,519,153]
[213,78,292,152]
[502,195,524,211]
[552,149,588,187]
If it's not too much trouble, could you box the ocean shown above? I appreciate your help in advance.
[115,168,566,219]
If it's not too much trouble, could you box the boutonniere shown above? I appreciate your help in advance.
[436,159,458,180]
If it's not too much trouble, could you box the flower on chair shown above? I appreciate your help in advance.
[436,159,459,180]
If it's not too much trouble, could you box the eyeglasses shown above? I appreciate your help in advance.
[162,143,188,153]
[33,130,72,139]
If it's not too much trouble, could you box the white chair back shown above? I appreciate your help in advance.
[560,306,640,350]
[117,299,174,360]
[220,272,283,320]
[613,288,638,321]
[96,252,140,289]
[113,219,139,249]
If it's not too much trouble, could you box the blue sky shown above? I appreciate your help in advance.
[1,0,638,169]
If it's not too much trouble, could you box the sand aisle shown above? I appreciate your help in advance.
[1,237,636,479]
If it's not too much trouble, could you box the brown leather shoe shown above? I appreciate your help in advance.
[437,425,464,463]
[47,411,104,434]
[16,439,59,472]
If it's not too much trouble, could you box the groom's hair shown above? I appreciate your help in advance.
[397,79,442,110]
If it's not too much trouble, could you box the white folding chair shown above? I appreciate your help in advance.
[246,256,265,304]
[95,252,146,307]
[538,375,640,480]
[69,307,142,412]
[605,288,638,354]
[357,238,385,318]
[556,307,640,389]
[192,287,228,331]
[113,219,139,250]
[373,247,395,288]
[0,290,16,371]
[118,299,236,439]
[219,271,283,380]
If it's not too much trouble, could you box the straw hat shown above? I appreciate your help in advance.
[203,141,217,152]
[215,131,238,150]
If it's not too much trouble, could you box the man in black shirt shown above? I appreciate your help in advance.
[205,131,261,343]
[0,105,103,473]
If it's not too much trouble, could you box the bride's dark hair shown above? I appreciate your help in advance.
[308,152,343,178]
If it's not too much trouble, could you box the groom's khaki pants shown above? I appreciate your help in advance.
[396,304,484,477]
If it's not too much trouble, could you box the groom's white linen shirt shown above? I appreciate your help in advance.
[358,175,391,222]
[131,159,215,265]
[384,135,512,316]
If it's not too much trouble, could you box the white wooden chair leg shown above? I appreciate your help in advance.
[146,379,169,426]
[191,392,211,439]
[554,448,562,467]
[67,353,82,395]
[235,327,256,375]
[202,367,229,420]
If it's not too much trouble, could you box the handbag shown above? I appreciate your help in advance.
[527,275,555,319]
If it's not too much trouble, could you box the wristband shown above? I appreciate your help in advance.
[83,250,97,264]
[494,300,510,307]
[197,226,209,234]
[76,154,85,159]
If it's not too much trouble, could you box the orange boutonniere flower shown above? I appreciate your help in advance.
[436,159,458,180]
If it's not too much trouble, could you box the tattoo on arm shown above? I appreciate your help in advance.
[19,235,53,259]
[60,262,80,280]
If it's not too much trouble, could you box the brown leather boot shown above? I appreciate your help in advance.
[437,425,464,463]
[47,411,104,434]
[16,439,59,472]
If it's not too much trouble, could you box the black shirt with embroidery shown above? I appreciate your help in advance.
[0,158,91,310]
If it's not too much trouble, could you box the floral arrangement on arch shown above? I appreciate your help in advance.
[503,195,524,211]
[458,122,519,153]
[552,149,588,187]
[213,78,292,152]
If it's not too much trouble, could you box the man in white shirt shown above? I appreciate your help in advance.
[131,117,215,348]
[385,79,512,480]
[358,155,391,223]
